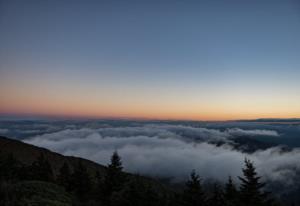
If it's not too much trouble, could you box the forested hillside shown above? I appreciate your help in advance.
[0,136,295,206]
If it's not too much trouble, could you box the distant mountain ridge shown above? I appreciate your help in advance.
[236,118,300,122]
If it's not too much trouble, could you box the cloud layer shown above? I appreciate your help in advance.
[0,128,9,134]
[23,124,300,190]
[226,128,279,137]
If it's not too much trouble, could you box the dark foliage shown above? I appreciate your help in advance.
[57,162,72,192]
[103,151,126,205]
[26,154,54,182]
[224,176,238,206]
[105,151,125,191]
[0,152,21,182]
[0,149,291,206]
[109,176,162,206]
[182,170,206,206]
[239,158,272,206]
[70,161,92,202]
[207,183,225,206]
[3,181,72,206]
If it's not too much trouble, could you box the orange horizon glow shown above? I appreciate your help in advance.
[1,110,300,121]
[1,101,299,121]
[1,82,300,121]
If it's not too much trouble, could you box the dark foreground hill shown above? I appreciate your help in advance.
[0,136,297,206]
[0,136,170,206]
[0,136,106,175]
[0,135,168,189]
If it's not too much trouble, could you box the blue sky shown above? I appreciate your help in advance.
[1,0,300,120]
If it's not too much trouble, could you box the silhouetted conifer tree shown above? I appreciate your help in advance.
[224,176,238,206]
[103,151,126,205]
[104,151,125,192]
[182,170,206,206]
[239,158,271,206]
[207,183,225,206]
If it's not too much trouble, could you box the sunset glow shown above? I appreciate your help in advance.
[1,0,300,121]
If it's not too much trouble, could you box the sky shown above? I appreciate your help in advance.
[0,0,300,120]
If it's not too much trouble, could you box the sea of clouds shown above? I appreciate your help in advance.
[19,123,300,190]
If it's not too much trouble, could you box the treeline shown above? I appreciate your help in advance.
[0,150,288,206]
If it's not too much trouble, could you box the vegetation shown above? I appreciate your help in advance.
[182,170,206,206]
[238,158,272,206]
[0,147,294,206]
[2,181,72,206]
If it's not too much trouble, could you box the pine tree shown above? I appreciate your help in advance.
[105,151,125,193]
[182,170,206,206]
[109,151,123,171]
[238,158,271,206]
[103,151,126,205]
[207,183,225,206]
[224,176,238,206]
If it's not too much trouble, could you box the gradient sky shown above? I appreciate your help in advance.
[1,0,300,120]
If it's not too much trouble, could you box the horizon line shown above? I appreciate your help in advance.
[1,112,300,122]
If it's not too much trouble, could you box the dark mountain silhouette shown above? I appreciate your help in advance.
[0,135,168,189]
[0,135,106,175]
